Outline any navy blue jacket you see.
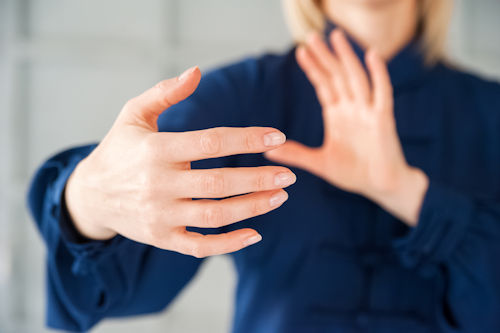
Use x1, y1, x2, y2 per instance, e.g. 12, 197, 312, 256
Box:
28, 27, 500, 332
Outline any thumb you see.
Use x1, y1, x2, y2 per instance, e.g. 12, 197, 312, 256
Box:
264, 140, 323, 175
119, 66, 202, 129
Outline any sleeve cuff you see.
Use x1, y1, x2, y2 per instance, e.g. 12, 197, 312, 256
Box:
393, 181, 474, 276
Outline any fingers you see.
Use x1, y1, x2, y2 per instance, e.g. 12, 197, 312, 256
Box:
173, 166, 296, 198
296, 46, 336, 106
299, 30, 381, 107
153, 188, 290, 257
305, 33, 350, 101
176, 189, 288, 228
173, 228, 262, 258
264, 140, 324, 176
330, 30, 371, 103
120, 66, 202, 129
366, 49, 393, 111
156, 127, 287, 162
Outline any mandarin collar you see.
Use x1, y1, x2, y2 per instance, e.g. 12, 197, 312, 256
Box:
324, 20, 433, 90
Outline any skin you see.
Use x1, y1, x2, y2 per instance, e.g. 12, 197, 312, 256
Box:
66, 67, 296, 258
321, 0, 419, 60
266, 0, 429, 225
66, 0, 428, 259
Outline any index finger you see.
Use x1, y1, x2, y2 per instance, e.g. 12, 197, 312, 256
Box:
157, 127, 287, 162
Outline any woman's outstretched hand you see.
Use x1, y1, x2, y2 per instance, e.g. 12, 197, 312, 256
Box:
65, 66, 296, 258
265, 30, 428, 226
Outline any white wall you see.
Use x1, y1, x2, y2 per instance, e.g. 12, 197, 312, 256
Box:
0, 1, 499, 332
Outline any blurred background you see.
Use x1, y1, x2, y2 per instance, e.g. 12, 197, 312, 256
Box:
0, 0, 499, 332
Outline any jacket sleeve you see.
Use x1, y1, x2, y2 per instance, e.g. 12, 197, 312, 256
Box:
27, 60, 259, 332
393, 180, 500, 332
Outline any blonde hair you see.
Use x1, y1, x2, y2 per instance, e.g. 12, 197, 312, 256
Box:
281, 0, 454, 64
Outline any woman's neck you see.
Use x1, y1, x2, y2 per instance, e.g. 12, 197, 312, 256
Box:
322, 0, 418, 60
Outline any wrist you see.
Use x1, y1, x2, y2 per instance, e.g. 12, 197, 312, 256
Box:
368, 166, 429, 226
65, 161, 117, 241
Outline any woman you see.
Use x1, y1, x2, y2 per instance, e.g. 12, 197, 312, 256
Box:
28, 0, 500, 332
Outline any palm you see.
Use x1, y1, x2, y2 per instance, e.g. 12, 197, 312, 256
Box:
266, 30, 407, 197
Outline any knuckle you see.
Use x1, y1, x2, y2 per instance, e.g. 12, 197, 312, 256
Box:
201, 172, 225, 196
203, 206, 224, 228
154, 81, 172, 109
142, 135, 161, 158
250, 199, 261, 216
152, 235, 172, 251
200, 131, 222, 155
254, 172, 267, 191
244, 131, 258, 151
137, 173, 157, 201
143, 219, 160, 243
190, 243, 207, 259
154, 80, 167, 91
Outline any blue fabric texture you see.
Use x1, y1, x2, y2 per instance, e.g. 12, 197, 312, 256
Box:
28, 23, 500, 332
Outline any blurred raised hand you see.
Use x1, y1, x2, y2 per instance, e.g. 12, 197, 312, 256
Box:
266, 30, 428, 225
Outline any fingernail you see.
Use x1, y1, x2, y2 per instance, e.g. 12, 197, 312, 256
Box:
179, 66, 197, 81
274, 172, 296, 187
270, 191, 289, 207
243, 234, 262, 247
264, 132, 286, 147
